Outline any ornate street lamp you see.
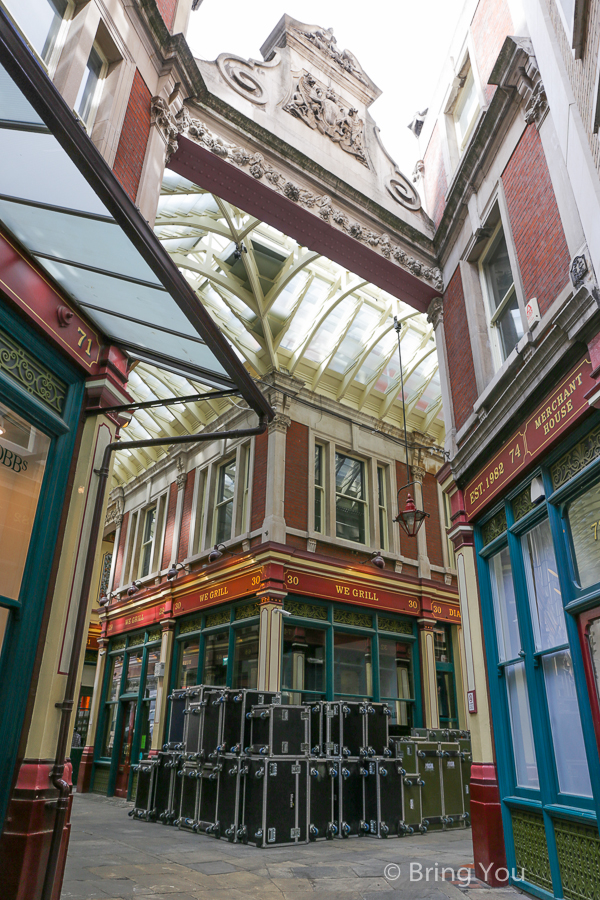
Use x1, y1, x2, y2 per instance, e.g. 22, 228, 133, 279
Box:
393, 316, 429, 537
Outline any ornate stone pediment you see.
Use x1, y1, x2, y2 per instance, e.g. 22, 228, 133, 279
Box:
283, 72, 368, 167
293, 25, 371, 88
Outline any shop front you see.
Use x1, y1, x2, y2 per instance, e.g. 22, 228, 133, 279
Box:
465, 358, 600, 896
89, 558, 463, 799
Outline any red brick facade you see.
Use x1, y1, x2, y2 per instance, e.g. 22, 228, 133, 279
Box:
502, 125, 571, 316
285, 422, 309, 531
251, 431, 268, 532
423, 123, 448, 228
423, 472, 444, 567
444, 268, 478, 430
112, 511, 128, 587
470, 0, 513, 102
112, 69, 151, 203
177, 469, 195, 562
156, 0, 178, 31
161, 482, 178, 570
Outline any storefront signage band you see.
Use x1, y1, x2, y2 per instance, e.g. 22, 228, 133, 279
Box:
465, 357, 594, 519
284, 570, 460, 622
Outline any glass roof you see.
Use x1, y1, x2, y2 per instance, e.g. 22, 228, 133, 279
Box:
155, 171, 444, 443
0, 61, 242, 390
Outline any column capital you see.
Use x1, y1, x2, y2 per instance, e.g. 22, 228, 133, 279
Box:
417, 617, 437, 631
411, 465, 426, 484
426, 296, 444, 329
160, 618, 176, 631
268, 413, 291, 435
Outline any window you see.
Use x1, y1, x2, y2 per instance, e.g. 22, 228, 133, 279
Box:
139, 506, 156, 578
214, 458, 236, 545
377, 465, 388, 550
334, 632, 372, 698
379, 638, 414, 728
442, 490, 456, 569
434, 625, 458, 728
74, 44, 105, 130
281, 624, 326, 703
203, 631, 228, 686
480, 225, 524, 364
314, 444, 325, 533
4, 0, 70, 68
453, 65, 479, 150
240, 446, 251, 533
335, 453, 367, 544
232, 623, 259, 688
177, 637, 200, 688
100, 653, 124, 757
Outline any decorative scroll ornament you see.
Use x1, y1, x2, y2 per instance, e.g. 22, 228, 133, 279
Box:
284, 73, 368, 167
173, 109, 442, 291
216, 53, 281, 105
0, 325, 66, 413
296, 27, 370, 87
151, 96, 180, 161
427, 297, 444, 329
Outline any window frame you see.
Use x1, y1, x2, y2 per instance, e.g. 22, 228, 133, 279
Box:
212, 456, 237, 546
120, 492, 168, 587
478, 219, 526, 369
334, 450, 369, 547
453, 63, 480, 152
377, 464, 389, 551
2, 0, 74, 75
74, 40, 108, 133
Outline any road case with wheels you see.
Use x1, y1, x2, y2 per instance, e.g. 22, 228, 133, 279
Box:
218, 755, 248, 842
129, 759, 157, 820
362, 757, 405, 837
308, 759, 337, 840
335, 759, 369, 838
248, 704, 310, 756
219, 690, 280, 754
439, 742, 466, 828
240, 757, 308, 847
177, 763, 201, 831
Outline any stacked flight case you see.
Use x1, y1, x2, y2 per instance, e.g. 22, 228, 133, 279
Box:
129, 686, 471, 845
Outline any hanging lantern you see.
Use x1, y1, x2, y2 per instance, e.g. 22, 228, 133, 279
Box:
394, 492, 429, 537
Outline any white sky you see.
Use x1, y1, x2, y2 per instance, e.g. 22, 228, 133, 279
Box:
186, 0, 466, 176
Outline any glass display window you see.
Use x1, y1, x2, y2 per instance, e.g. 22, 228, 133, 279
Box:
281, 624, 326, 702
203, 630, 228, 686
379, 637, 413, 727
232, 624, 259, 689
334, 631, 372, 698
568, 481, 600, 589
177, 637, 200, 688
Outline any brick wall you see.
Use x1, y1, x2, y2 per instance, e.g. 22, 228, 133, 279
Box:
444, 268, 478, 430
112, 69, 151, 203
161, 482, 178, 570
251, 431, 268, 531
423, 473, 444, 567
470, 0, 513, 102
422, 123, 448, 228
112, 511, 128, 587
502, 124, 571, 316
285, 421, 308, 530
156, 0, 178, 31
177, 470, 195, 562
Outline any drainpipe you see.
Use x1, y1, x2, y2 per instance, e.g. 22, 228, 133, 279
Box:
41, 419, 266, 900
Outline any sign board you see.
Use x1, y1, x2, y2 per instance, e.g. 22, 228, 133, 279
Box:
465, 357, 593, 518
467, 690, 477, 714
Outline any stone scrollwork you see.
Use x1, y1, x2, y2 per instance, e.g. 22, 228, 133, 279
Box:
284, 73, 368, 167
524, 79, 548, 126
175, 109, 443, 291
570, 254, 589, 288
216, 53, 281, 105
295, 26, 370, 87
268, 413, 292, 435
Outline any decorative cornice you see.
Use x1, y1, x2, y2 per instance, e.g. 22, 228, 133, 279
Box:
170, 107, 442, 292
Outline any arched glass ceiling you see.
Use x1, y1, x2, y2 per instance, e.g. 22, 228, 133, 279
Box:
112, 170, 443, 485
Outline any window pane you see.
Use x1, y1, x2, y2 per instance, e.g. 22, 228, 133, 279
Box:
486, 233, 514, 312
334, 632, 372, 697
336, 496, 365, 543
282, 625, 326, 700
336, 454, 365, 500
107, 654, 124, 701
5, 0, 68, 62
75, 46, 103, 124
101, 704, 118, 757
437, 670, 457, 723
522, 519, 567, 651
215, 499, 233, 544
143, 649, 160, 699
125, 650, 143, 694
232, 624, 259, 689
587, 617, 600, 715
542, 650, 592, 796
139, 507, 156, 577
138, 699, 154, 757
315, 445, 323, 486
203, 631, 228, 685
568, 483, 600, 589
455, 69, 479, 145
217, 460, 236, 503
505, 661, 539, 789
0, 402, 51, 601
489, 546, 521, 661
434, 627, 450, 662
379, 637, 412, 721
178, 638, 200, 688
497, 293, 524, 360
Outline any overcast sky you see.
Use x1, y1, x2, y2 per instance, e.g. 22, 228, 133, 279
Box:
186, 0, 466, 176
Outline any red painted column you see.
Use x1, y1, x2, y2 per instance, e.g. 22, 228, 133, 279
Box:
0, 761, 73, 900
470, 763, 507, 885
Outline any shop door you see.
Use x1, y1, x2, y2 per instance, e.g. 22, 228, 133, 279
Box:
114, 700, 137, 797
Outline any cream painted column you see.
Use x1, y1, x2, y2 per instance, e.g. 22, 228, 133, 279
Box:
257, 564, 288, 692
262, 414, 290, 544
427, 297, 457, 460
411, 465, 431, 580
171, 460, 188, 565
451, 625, 468, 731
151, 618, 176, 753
77, 634, 108, 792
106, 513, 123, 594
418, 618, 440, 729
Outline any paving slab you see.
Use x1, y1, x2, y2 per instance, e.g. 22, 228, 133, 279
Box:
60, 794, 518, 900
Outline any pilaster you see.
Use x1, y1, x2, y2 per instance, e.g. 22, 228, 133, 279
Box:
411, 465, 431, 580
151, 616, 176, 753
418, 617, 439, 728
262, 414, 290, 544
257, 564, 287, 692
77, 635, 108, 793
170, 457, 188, 566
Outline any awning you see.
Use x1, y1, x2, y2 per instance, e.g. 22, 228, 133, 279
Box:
0, 9, 272, 419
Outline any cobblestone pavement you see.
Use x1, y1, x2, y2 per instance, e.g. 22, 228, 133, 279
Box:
61, 794, 520, 900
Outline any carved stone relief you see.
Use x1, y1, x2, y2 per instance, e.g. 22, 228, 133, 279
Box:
216, 53, 281, 105
159, 105, 442, 292
294, 26, 370, 87
284, 73, 368, 167
427, 297, 444, 329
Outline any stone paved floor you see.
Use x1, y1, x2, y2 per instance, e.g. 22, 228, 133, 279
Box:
61, 794, 520, 900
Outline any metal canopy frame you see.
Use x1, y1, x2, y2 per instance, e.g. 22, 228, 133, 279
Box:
0, 8, 273, 422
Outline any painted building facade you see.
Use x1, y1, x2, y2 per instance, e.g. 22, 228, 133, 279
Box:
417, 0, 600, 893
